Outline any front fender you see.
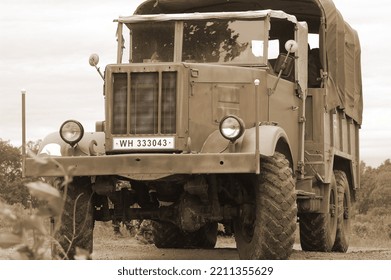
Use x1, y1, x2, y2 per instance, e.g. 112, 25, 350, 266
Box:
241, 125, 294, 170
240, 125, 290, 156
201, 125, 294, 169
38, 131, 106, 157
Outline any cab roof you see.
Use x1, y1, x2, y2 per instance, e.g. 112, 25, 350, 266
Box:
118, 9, 297, 24
135, 0, 323, 33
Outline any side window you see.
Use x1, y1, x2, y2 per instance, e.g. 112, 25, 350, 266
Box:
268, 39, 280, 69
268, 18, 296, 80
308, 33, 322, 88
308, 33, 319, 49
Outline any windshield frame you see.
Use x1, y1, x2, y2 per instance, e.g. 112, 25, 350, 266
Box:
116, 10, 298, 66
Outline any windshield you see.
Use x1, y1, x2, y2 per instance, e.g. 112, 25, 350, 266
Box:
130, 22, 175, 63
183, 19, 265, 64
127, 19, 267, 65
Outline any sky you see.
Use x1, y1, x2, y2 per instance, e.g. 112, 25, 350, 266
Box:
0, 0, 390, 168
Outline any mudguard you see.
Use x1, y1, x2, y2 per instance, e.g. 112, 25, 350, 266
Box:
201, 125, 294, 168
37, 131, 106, 157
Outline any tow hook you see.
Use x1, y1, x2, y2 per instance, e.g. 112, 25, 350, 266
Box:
89, 140, 98, 156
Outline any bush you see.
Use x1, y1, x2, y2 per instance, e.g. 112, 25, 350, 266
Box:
350, 210, 391, 248
0, 181, 63, 259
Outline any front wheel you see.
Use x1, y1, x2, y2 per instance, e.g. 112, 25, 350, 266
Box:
234, 152, 297, 259
53, 177, 94, 260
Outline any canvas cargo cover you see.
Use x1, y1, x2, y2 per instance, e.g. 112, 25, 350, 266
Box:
135, 0, 363, 124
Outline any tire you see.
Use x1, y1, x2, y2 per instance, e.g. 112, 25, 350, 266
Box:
332, 170, 351, 252
53, 177, 94, 260
186, 223, 218, 249
152, 221, 186, 248
234, 152, 297, 259
299, 175, 338, 252
152, 221, 218, 249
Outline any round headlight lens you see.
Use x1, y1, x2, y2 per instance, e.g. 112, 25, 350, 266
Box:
59, 120, 84, 146
219, 115, 245, 141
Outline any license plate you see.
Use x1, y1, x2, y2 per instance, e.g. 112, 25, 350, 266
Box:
113, 137, 175, 150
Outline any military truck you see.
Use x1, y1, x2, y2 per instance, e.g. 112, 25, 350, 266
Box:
23, 0, 362, 260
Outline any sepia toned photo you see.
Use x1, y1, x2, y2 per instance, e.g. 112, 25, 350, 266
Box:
1, 0, 391, 267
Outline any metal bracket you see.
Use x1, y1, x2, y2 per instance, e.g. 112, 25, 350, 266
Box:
295, 81, 303, 99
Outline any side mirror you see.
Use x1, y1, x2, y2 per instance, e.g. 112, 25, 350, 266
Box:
89, 53, 100, 67
285, 40, 298, 53
89, 53, 104, 80
274, 54, 295, 81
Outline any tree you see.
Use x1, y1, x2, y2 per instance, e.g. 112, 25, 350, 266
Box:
0, 139, 29, 206
26, 140, 42, 154
357, 159, 391, 214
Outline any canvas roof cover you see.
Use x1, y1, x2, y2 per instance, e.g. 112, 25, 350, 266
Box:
119, 10, 297, 24
134, 0, 363, 124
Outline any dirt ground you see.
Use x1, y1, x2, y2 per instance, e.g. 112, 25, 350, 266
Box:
1, 235, 391, 260
91, 235, 391, 260
1, 223, 391, 260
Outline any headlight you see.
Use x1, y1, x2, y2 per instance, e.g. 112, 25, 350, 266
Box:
59, 120, 84, 147
219, 115, 245, 142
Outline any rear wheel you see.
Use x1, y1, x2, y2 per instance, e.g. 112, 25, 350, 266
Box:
332, 170, 351, 252
234, 152, 297, 259
186, 223, 218, 249
152, 221, 218, 249
53, 177, 94, 260
152, 221, 186, 248
299, 175, 338, 252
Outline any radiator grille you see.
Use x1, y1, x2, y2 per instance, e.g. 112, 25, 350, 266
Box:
161, 72, 177, 134
112, 73, 127, 134
130, 72, 159, 134
112, 71, 177, 135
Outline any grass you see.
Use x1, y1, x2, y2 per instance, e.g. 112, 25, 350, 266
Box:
349, 211, 391, 249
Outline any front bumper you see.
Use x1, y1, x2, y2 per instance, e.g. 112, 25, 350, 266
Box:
24, 152, 258, 177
